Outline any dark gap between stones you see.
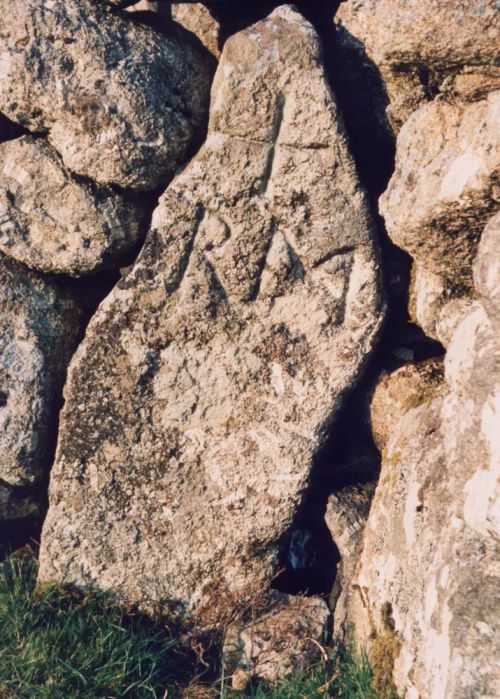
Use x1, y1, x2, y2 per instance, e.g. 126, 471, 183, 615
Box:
272, 5, 445, 601
0, 113, 32, 144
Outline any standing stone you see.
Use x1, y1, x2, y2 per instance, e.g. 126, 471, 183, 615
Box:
0, 254, 82, 521
39, 6, 383, 612
0, 137, 145, 276
343, 219, 500, 698
337, 0, 500, 130
0, 0, 214, 191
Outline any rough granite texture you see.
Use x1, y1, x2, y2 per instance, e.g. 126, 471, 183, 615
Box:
408, 264, 476, 347
0, 136, 145, 276
474, 210, 500, 331
344, 222, 500, 698
223, 592, 331, 689
38, 6, 384, 612
325, 482, 375, 638
380, 92, 499, 346
0, 0, 214, 190
337, 0, 500, 129
0, 253, 82, 520
381, 92, 499, 288
172, 3, 221, 58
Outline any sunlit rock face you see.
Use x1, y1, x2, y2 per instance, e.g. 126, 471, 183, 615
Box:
0, 0, 214, 191
380, 92, 499, 346
38, 5, 383, 612
327, 7, 499, 694
172, 3, 221, 58
337, 0, 500, 130
0, 136, 146, 276
341, 216, 500, 699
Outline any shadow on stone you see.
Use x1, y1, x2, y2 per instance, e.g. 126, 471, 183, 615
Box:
0, 113, 31, 144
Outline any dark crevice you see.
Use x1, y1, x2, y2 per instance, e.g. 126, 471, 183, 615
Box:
416, 65, 439, 101
204, 1, 342, 50
330, 26, 395, 198
122, 1, 343, 53
272, 4, 446, 602
0, 517, 43, 561
272, 315, 444, 599
0, 113, 31, 144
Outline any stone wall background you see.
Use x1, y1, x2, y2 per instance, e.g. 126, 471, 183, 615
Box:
1, 2, 498, 697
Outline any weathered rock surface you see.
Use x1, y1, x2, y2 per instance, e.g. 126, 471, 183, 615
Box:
381, 92, 499, 290
342, 224, 500, 697
0, 0, 214, 191
474, 210, 500, 331
325, 482, 375, 636
172, 3, 221, 58
370, 358, 444, 450
0, 254, 82, 521
223, 592, 331, 688
38, 6, 383, 611
0, 136, 145, 276
337, 0, 500, 129
380, 91, 499, 348
408, 265, 471, 347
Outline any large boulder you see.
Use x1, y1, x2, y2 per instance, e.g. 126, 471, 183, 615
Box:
0, 254, 82, 521
342, 221, 500, 698
0, 0, 214, 191
38, 6, 383, 612
336, 0, 500, 130
0, 136, 145, 276
381, 93, 499, 287
380, 92, 499, 344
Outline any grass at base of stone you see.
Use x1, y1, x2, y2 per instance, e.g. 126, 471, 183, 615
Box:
0, 552, 390, 699
225, 648, 383, 699
0, 553, 187, 699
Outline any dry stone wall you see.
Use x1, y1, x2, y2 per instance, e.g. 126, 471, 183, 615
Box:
0, 254, 82, 521
38, 5, 384, 613
0, 0, 213, 525
330, 2, 500, 697
0, 0, 498, 693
